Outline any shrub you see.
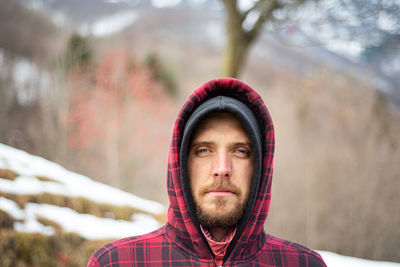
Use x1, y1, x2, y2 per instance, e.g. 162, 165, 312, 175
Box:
63, 33, 92, 71
0, 230, 108, 266
0, 209, 15, 229
145, 51, 177, 96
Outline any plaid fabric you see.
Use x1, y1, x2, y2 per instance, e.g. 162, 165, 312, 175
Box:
87, 78, 327, 267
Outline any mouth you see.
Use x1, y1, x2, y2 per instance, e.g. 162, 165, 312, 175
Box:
206, 190, 235, 196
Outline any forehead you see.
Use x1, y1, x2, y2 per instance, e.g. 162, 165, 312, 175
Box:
191, 112, 249, 141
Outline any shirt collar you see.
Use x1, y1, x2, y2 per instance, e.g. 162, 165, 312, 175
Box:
200, 225, 237, 265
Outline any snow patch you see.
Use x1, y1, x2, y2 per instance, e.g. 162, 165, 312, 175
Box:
0, 143, 163, 240
0, 197, 25, 220
151, 0, 181, 8
80, 10, 138, 36
0, 197, 55, 236
0, 51, 50, 105
19, 203, 159, 240
318, 251, 400, 267
0, 143, 165, 215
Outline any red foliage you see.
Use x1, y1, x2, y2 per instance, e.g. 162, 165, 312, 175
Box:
66, 49, 174, 187
53, 251, 73, 264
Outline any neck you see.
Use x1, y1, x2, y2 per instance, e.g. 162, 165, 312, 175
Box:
209, 227, 229, 241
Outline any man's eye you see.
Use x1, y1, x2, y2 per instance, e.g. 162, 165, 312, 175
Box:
196, 148, 211, 155
234, 148, 250, 156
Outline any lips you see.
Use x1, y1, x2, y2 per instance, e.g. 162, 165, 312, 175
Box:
208, 189, 233, 193
207, 190, 235, 196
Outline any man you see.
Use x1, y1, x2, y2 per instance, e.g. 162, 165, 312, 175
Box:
88, 78, 326, 266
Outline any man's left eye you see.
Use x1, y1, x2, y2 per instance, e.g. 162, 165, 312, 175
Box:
234, 148, 249, 155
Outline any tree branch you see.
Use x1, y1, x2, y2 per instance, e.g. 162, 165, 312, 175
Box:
246, 0, 282, 43
242, 0, 268, 19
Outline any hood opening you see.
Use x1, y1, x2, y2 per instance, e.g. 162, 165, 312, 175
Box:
179, 95, 264, 262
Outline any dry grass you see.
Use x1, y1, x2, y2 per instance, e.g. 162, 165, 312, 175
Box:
0, 192, 165, 223
0, 169, 19, 180
36, 176, 61, 183
0, 209, 15, 229
36, 216, 63, 233
0, 230, 109, 267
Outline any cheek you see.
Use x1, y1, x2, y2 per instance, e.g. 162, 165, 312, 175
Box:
188, 160, 207, 193
235, 160, 253, 193
235, 159, 253, 175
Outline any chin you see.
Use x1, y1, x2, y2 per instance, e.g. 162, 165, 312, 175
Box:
195, 199, 244, 229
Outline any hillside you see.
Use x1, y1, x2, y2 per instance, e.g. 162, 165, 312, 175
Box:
0, 143, 164, 240
0, 142, 166, 265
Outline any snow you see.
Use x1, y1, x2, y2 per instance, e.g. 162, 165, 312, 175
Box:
80, 11, 138, 37
151, 0, 181, 8
1, 196, 160, 240
18, 203, 159, 240
0, 196, 55, 235
0, 197, 24, 220
318, 251, 400, 267
0, 143, 164, 239
0, 143, 164, 215
0, 50, 49, 105
14, 208, 55, 236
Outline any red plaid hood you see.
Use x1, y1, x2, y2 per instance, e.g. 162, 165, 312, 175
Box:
166, 78, 274, 261
88, 78, 326, 266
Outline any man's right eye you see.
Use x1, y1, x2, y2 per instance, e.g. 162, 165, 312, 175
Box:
196, 148, 211, 155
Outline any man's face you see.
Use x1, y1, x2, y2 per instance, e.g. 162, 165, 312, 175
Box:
188, 113, 253, 229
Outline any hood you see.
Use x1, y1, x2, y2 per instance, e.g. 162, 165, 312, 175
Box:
166, 78, 275, 262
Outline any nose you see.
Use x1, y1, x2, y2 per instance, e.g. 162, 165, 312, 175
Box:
213, 151, 232, 178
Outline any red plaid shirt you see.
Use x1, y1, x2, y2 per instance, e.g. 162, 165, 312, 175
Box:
88, 78, 327, 266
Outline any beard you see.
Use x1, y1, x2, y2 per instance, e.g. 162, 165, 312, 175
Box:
193, 180, 248, 230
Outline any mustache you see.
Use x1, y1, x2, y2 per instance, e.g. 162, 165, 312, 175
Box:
198, 180, 242, 197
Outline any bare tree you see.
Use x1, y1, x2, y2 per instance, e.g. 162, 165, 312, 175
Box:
219, 0, 400, 78
220, 0, 306, 77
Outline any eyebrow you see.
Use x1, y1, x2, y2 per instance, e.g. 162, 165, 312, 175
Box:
190, 141, 252, 148
190, 141, 214, 148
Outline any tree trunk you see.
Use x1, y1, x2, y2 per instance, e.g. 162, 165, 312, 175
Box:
222, 29, 251, 78
220, 0, 285, 78
221, 3, 251, 78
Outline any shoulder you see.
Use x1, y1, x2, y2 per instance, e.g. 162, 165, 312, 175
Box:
261, 234, 327, 267
87, 226, 166, 267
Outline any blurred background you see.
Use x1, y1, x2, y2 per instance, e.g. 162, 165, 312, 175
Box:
0, 0, 399, 265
